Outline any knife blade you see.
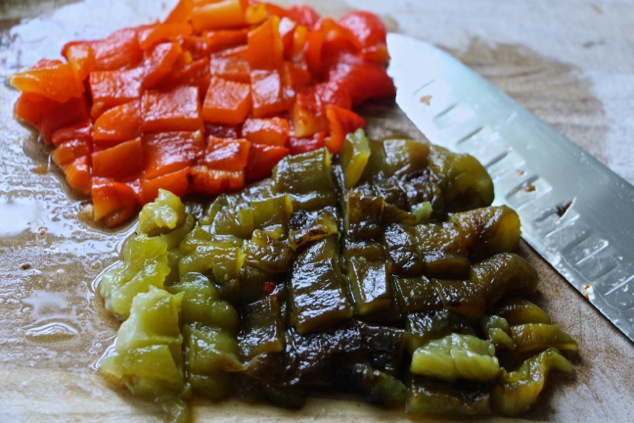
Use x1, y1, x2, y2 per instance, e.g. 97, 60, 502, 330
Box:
386, 33, 634, 343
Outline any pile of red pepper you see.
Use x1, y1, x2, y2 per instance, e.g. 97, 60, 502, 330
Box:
11, 0, 395, 226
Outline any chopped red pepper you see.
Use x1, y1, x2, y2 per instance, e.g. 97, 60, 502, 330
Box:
141, 41, 184, 89
204, 136, 251, 171
89, 67, 143, 118
93, 100, 142, 147
143, 131, 204, 180
242, 117, 290, 146
202, 76, 251, 125
142, 85, 203, 133
12, 1, 396, 226
245, 142, 289, 181
92, 137, 144, 180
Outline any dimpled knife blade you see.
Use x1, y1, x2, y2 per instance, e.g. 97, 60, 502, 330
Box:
387, 33, 634, 343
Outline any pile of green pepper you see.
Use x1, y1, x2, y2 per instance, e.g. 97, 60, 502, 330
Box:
98, 129, 577, 422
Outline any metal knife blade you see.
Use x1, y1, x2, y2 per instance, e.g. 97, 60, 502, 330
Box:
386, 33, 634, 343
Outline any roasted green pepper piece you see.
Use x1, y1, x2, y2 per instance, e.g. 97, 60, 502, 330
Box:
414, 222, 471, 277
393, 275, 444, 313
273, 148, 337, 210
428, 145, 494, 212
209, 206, 254, 239
360, 137, 429, 181
344, 190, 384, 239
373, 176, 409, 210
383, 223, 425, 276
249, 194, 293, 239
168, 273, 239, 334
138, 189, 187, 236
358, 322, 405, 376
342, 238, 386, 261
178, 242, 245, 283
290, 258, 353, 334
359, 136, 388, 181
167, 272, 219, 322
400, 170, 446, 220
341, 362, 408, 408
100, 234, 171, 319
406, 309, 475, 353
434, 278, 488, 323
295, 235, 339, 263
411, 333, 500, 383
470, 253, 539, 305
451, 205, 521, 257
407, 377, 491, 416
341, 128, 371, 188
184, 323, 243, 400
347, 259, 393, 317
510, 323, 578, 355
100, 287, 184, 401
382, 137, 430, 178
184, 323, 243, 374
260, 321, 368, 387
482, 315, 516, 350
244, 229, 294, 274
239, 295, 285, 359
239, 265, 272, 305
494, 298, 552, 325
161, 214, 196, 250
289, 208, 339, 250
492, 347, 573, 415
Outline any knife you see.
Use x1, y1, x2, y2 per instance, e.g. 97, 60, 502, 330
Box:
386, 33, 634, 343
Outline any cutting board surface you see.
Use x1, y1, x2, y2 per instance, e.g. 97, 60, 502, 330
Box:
1, 1, 633, 422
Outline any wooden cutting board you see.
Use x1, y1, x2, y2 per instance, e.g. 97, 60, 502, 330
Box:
1, 1, 633, 422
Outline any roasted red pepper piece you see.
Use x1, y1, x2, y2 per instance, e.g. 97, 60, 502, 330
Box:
242, 117, 290, 146
202, 76, 252, 125
137, 23, 193, 50
91, 177, 140, 227
92, 137, 144, 180
64, 43, 95, 93
328, 57, 396, 105
287, 4, 320, 28
204, 29, 249, 54
164, 0, 193, 24
210, 47, 251, 82
63, 156, 93, 196
142, 85, 203, 133
189, 165, 245, 195
204, 136, 251, 171
191, 0, 247, 32
90, 27, 143, 71
11, 59, 82, 103
140, 167, 191, 204
141, 41, 184, 89
143, 131, 204, 180
245, 142, 289, 181
89, 67, 143, 118
248, 16, 283, 70
324, 105, 365, 154
288, 131, 326, 156
93, 100, 142, 147
251, 69, 286, 118
52, 139, 91, 168
51, 120, 92, 147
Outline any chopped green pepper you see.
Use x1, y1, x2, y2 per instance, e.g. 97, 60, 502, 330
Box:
341, 128, 371, 188
492, 347, 573, 415
411, 333, 500, 383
